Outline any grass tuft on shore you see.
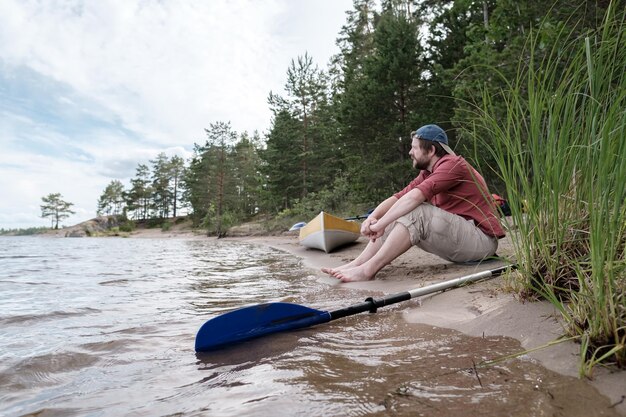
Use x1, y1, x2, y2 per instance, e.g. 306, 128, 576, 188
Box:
464, 4, 625, 375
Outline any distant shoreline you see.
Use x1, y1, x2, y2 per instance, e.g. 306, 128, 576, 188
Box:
14, 215, 279, 239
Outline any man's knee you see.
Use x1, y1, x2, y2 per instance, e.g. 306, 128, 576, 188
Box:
380, 220, 411, 244
395, 206, 433, 246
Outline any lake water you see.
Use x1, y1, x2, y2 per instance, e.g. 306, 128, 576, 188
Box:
0, 236, 620, 417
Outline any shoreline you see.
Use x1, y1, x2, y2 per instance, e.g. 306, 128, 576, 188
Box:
235, 233, 626, 415
20, 226, 626, 413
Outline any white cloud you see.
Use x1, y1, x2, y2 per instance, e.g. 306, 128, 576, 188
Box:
4, 1, 272, 141
0, 0, 353, 229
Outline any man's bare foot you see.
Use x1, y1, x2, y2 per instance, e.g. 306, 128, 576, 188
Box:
333, 266, 375, 282
321, 263, 353, 276
321, 267, 345, 276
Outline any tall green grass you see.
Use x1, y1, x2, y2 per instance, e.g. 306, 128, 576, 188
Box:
465, 4, 625, 375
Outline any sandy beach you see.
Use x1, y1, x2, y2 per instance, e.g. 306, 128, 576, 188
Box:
234, 232, 626, 415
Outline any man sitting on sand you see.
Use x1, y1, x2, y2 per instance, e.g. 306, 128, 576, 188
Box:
322, 124, 505, 282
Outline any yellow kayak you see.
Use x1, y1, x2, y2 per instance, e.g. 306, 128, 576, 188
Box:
299, 211, 361, 253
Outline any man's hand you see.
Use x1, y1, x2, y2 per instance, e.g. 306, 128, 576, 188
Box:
362, 217, 384, 242
361, 217, 377, 236
367, 219, 385, 242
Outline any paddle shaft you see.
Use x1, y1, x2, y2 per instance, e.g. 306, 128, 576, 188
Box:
194, 264, 516, 351
344, 214, 369, 221
329, 264, 515, 321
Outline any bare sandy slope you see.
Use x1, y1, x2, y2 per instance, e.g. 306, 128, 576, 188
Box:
238, 232, 626, 415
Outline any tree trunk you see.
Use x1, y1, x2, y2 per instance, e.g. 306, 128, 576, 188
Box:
302, 100, 308, 199
173, 177, 178, 218
483, 1, 489, 43
216, 147, 225, 236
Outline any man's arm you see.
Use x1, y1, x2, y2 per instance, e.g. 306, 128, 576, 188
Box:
360, 195, 397, 235
367, 188, 426, 240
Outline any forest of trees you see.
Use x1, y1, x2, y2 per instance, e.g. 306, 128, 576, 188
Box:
97, 0, 622, 235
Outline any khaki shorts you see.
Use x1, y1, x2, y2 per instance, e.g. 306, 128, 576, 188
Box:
383, 204, 498, 263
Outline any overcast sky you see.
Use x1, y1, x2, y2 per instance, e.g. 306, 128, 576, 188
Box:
0, 0, 353, 229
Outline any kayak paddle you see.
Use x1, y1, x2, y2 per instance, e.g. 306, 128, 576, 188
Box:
195, 264, 516, 352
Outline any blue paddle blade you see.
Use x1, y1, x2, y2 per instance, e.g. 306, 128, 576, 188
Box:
288, 221, 307, 231
195, 302, 331, 352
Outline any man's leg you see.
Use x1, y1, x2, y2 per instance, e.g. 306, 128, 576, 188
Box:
397, 204, 498, 262
333, 204, 498, 281
333, 223, 412, 282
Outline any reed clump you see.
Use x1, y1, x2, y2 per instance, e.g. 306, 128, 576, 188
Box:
465, 4, 625, 376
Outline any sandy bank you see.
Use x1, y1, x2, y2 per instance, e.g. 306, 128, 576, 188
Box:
237, 233, 626, 415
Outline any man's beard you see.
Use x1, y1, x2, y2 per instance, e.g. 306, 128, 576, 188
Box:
412, 158, 429, 171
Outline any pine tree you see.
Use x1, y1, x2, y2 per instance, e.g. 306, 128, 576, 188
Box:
40, 193, 75, 229
150, 153, 172, 219
264, 53, 339, 211
335, 2, 424, 201
204, 122, 237, 235
182, 142, 214, 224
232, 131, 263, 217
126, 164, 152, 220
168, 155, 186, 218
261, 109, 303, 211
97, 180, 125, 216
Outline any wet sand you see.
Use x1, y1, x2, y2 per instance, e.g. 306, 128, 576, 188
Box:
236, 232, 626, 416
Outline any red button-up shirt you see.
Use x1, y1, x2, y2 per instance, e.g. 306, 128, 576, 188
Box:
394, 155, 505, 238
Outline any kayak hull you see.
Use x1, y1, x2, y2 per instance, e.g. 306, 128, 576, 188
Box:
299, 211, 361, 253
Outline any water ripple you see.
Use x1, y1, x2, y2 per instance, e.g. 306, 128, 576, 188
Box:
0, 308, 101, 326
